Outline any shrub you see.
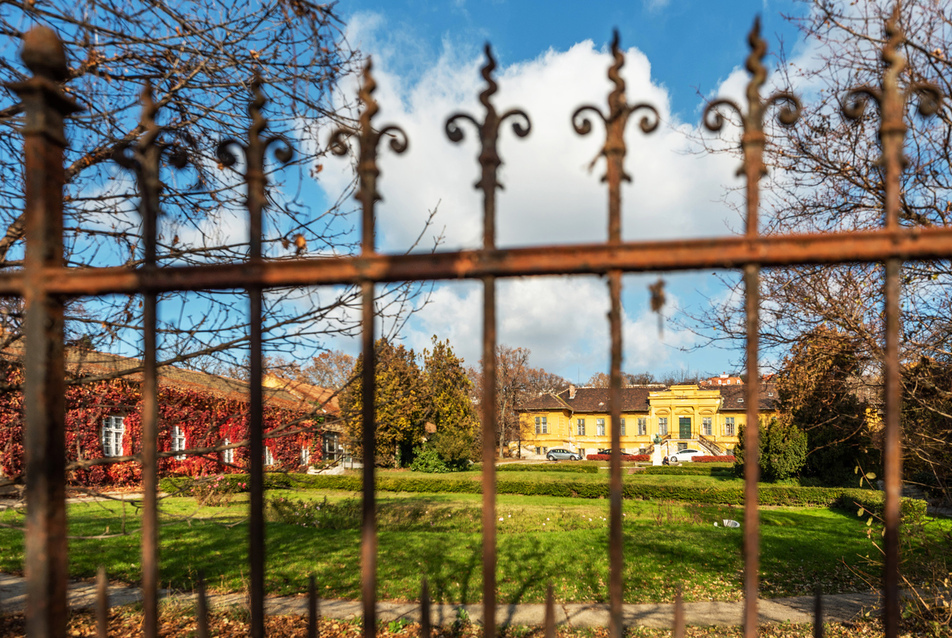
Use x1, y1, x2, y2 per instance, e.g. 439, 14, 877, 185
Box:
409, 447, 450, 473
190, 473, 242, 506
734, 418, 807, 482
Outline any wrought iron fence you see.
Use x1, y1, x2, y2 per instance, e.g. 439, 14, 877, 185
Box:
1, 6, 948, 638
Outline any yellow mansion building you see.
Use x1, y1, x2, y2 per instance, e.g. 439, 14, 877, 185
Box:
518, 383, 777, 458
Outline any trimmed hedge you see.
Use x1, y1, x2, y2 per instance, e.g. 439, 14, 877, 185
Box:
693, 455, 736, 463
640, 465, 735, 476
160, 472, 927, 521
833, 490, 928, 523
494, 463, 598, 474
585, 454, 649, 462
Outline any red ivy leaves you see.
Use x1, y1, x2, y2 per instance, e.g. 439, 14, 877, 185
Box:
0, 361, 322, 486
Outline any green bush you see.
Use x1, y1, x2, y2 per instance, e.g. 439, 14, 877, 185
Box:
735, 418, 808, 482
409, 447, 450, 473
640, 465, 734, 477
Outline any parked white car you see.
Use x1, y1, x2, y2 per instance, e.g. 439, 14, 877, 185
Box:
667, 449, 704, 463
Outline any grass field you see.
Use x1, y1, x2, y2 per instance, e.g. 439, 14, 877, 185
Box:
0, 466, 947, 605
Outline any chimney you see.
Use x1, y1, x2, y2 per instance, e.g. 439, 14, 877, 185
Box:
568, 384, 576, 400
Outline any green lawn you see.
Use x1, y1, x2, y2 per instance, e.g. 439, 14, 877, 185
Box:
3, 482, 944, 605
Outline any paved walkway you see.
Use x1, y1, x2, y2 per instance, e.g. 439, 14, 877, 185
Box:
0, 573, 879, 628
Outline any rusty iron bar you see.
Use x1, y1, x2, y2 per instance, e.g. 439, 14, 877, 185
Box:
10, 25, 81, 638
703, 18, 800, 638
672, 589, 685, 638
248, 78, 269, 638
214, 77, 295, 638
814, 586, 823, 638
445, 44, 531, 637
10, 225, 952, 299
838, 8, 942, 635
543, 584, 555, 638
330, 58, 408, 638
96, 566, 108, 638
420, 578, 431, 638
197, 571, 210, 638
215, 75, 292, 638
879, 12, 906, 638
112, 80, 186, 638
571, 33, 659, 637
309, 574, 319, 638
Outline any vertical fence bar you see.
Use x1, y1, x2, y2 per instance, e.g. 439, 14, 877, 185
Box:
570, 34, 658, 637
329, 60, 409, 638
444, 47, 530, 637
878, 12, 905, 637
137, 84, 161, 638
197, 571, 209, 638
96, 566, 108, 638
246, 79, 268, 638
11, 26, 80, 638
603, 37, 627, 638
702, 20, 800, 638
309, 574, 319, 638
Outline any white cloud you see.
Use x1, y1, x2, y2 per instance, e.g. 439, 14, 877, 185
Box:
317, 14, 777, 379
406, 276, 700, 378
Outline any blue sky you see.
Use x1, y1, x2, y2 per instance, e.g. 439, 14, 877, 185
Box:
313, 0, 814, 383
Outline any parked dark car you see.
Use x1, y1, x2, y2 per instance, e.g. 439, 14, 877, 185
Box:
546, 448, 581, 461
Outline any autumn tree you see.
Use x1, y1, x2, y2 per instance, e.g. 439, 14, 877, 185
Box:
775, 327, 877, 486
900, 356, 952, 499
302, 350, 356, 392
340, 340, 426, 467
421, 337, 478, 469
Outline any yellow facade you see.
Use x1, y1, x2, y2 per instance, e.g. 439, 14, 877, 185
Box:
519, 384, 775, 457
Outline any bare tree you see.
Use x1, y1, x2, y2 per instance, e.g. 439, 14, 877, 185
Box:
0, 1, 429, 376
688, 1, 951, 373
468, 345, 569, 458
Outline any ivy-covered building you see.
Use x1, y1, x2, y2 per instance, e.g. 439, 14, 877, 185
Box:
518, 383, 776, 458
0, 349, 340, 486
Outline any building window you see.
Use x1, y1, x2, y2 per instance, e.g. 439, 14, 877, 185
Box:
301, 445, 311, 466
578, 448, 585, 457
535, 416, 547, 434
577, 418, 586, 436
702, 417, 713, 436
658, 417, 668, 436
637, 417, 647, 436
596, 418, 606, 436
725, 417, 736, 436
171, 426, 186, 460
264, 446, 274, 466
222, 438, 234, 464
101, 416, 125, 457
620, 418, 626, 436
535, 447, 541, 455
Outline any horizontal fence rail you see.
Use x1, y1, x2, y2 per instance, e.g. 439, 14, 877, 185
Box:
2, 4, 947, 638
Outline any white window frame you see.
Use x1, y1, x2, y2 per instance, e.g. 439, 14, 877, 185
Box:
264, 446, 275, 467
301, 444, 310, 466
222, 438, 234, 465
725, 417, 736, 436
702, 417, 713, 436
637, 417, 647, 436
658, 417, 668, 436
577, 418, 585, 436
535, 416, 548, 434
101, 416, 125, 457
596, 418, 606, 437
620, 418, 626, 436
171, 425, 186, 460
